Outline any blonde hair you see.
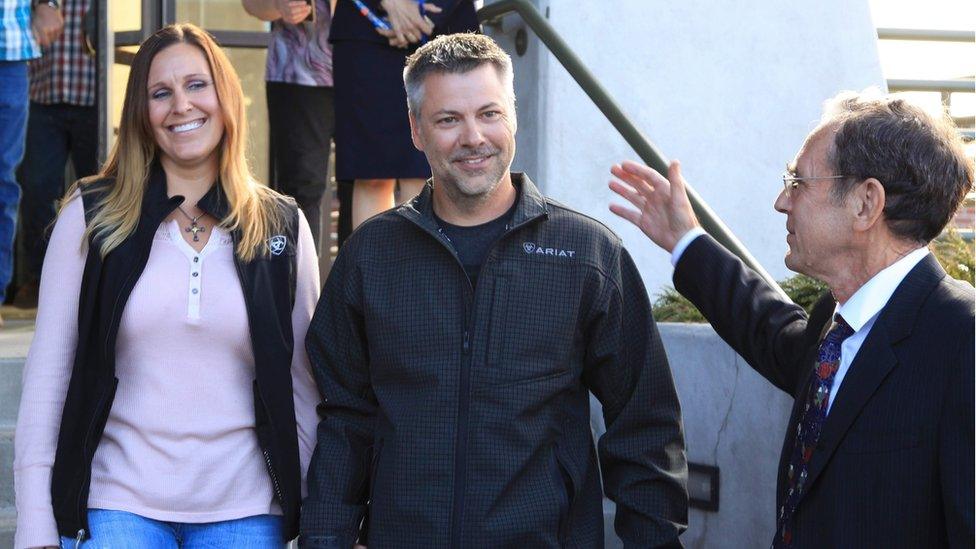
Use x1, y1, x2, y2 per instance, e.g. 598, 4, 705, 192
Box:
67, 23, 283, 261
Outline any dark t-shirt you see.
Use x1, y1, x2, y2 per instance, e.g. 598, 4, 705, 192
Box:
434, 196, 519, 287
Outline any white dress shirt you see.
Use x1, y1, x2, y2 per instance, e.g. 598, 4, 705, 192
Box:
828, 246, 930, 413
671, 230, 930, 414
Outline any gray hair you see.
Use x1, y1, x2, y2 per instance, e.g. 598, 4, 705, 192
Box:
403, 32, 515, 115
820, 88, 973, 243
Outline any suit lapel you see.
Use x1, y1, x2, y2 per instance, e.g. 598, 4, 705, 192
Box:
799, 255, 946, 500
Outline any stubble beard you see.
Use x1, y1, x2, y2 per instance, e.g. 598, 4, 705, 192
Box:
438, 172, 501, 215
436, 151, 509, 215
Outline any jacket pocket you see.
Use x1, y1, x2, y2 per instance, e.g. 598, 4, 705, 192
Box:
484, 276, 509, 367
550, 444, 579, 544
83, 377, 119, 461
369, 438, 384, 503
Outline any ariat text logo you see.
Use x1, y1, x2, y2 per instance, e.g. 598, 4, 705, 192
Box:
522, 242, 576, 258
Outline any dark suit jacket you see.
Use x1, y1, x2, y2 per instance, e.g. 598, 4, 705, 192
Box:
674, 234, 974, 548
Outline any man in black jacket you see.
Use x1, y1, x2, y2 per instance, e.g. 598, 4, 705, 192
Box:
609, 91, 974, 547
301, 33, 688, 548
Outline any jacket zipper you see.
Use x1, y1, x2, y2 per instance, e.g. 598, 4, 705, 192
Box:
439, 226, 475, 549
257, 377, 285, 505
263, 448, 285, 503
86, 257, 139, 538
75, 378, 117, 541
233, 245, 286, 507
102, 261, 143, 360
440, 216, 545, 548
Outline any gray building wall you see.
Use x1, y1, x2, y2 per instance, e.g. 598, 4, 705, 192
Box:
483, 0, 884, 296
592, 324, 793, 548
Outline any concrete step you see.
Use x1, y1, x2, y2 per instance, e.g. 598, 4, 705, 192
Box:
0, 359, 24, 427
1, 423, 13, 513
0, 505, 15, 549
0, 319, 32, 426
0, 319, 32, 548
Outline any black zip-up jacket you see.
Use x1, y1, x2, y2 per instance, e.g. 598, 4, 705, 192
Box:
302, 174, 688, 548
49, 166, 304, 541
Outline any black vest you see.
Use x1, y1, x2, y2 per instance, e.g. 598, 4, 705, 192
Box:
49, 166, 304, 541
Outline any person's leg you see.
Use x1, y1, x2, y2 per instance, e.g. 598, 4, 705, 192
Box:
68, 104, 99, 178
396, 178, 426, 205
336, 178, 353, 248
18, 102, 70, 289
267, 82, 333, 253
352, 178, 396, 228
181, 514, 283, 549
0, 61, 29, 312
58, 509, 178, 548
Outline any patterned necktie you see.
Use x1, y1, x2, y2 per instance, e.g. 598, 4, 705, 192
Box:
773, 314, 855, 548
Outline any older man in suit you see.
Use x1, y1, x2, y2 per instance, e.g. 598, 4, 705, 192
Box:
609, 90, 974, 547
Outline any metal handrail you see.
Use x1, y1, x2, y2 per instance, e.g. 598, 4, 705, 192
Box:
478, 0, 786, 297
877, 28, 975, 42
887, 79, 974, 94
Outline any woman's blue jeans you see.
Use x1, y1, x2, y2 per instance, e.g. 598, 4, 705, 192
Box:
60, 509, 284, 548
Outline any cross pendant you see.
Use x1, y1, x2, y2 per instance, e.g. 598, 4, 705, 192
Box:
186, 223, 205, 242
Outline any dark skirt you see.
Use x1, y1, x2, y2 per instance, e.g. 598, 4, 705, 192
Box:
333, 40, 431, 180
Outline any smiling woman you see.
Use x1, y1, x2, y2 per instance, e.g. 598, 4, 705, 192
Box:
82, 23, 279, 262
12, 23, 321, 548
146, 43, 226, 176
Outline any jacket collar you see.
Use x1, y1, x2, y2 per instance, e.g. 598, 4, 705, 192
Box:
143, 160, 183, 220
398, 172, 550, 234
196, 176, 228, 220
144, 159, 225, 220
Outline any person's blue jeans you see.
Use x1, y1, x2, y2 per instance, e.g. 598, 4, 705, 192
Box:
59, 509, 284, 548
0, 60, 29, 303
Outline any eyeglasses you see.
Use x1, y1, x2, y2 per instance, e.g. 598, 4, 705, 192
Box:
781, 171, 851, 197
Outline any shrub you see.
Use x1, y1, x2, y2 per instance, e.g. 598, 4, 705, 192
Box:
931, 228, 974, 286
651, 230, 973, 322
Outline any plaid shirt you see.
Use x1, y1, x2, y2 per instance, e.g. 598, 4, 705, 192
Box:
29, 0, 93, 105
0, 0, 40, 60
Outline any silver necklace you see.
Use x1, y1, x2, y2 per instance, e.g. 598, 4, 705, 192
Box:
176, 205, 207, 241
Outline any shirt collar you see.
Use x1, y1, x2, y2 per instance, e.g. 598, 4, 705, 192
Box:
836, 247, 930, 331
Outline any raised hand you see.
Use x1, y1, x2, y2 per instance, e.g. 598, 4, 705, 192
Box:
377, 0, 441, 48
608, 160, 700, 253
274, 0, 312, 24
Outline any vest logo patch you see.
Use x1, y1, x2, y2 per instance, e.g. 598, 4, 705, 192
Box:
522, 241, 576, 258
269, 235, 287, 255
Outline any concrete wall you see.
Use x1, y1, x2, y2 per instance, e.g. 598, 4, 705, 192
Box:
662, 323, 793, 548
485, 0, 885, 296
590, 324, 794, 548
